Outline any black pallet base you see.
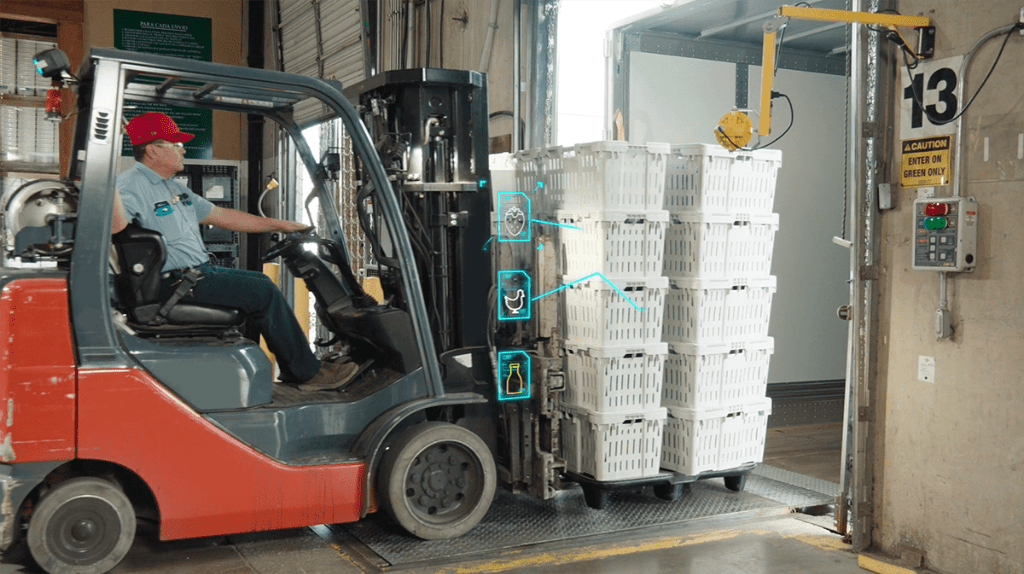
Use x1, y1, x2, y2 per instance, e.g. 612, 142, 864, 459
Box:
564, 463, 757, 510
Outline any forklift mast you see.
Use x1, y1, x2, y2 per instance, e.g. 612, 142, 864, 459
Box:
345, 69, 492, 354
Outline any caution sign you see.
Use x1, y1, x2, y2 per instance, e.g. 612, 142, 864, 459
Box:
901, 136, 952, 187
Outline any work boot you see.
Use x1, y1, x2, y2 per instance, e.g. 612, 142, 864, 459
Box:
298, 360, 359, 392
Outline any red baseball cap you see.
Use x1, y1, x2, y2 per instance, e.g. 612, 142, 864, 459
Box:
125, 112, 194, 146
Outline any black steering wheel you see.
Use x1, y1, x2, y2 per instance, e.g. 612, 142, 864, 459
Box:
262, 228, 317, 262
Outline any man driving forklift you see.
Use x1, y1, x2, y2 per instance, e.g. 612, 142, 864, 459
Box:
111, 111, 356, 391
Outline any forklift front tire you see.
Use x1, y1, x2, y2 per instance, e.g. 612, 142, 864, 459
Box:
27, 477, 136, 574
378, 421, 496, 540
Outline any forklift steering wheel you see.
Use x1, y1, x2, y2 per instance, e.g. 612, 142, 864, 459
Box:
262, 229, 316, 263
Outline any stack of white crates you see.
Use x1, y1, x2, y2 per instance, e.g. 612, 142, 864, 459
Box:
0, 37, 60, 167
518, 141, 673, 481
658, 144, 782, 477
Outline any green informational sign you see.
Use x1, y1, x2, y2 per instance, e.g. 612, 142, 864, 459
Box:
114, 9, 213, 159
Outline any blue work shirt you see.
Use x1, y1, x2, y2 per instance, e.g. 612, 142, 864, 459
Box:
117, 162, 214, 272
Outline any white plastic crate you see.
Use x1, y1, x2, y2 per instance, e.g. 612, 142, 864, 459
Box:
560, 405, 667, 481
489, 153, 518, 235
15, 39, 39, 97
563, 342, 667, 413
663, 144, 782, 214
489, 152, 518, 192
663, 212, 779, 279
0, 38, 16, 95
513, 146, 558, 215
558, 141, 670, 212
0, 107, 17, 163
557, 210, 668, 278
662, 338, 774, 411
564, 274, 668, 346
661, 398, 771, 475
662, 276, 776, 345
719, 398, 772, 470
17, 108, 37, 163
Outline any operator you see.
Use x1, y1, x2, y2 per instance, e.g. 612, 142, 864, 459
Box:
111, 111, 356, 392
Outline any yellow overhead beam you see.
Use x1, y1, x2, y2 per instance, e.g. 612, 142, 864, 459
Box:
777, 6, 929, 28
757, 6, 931, 136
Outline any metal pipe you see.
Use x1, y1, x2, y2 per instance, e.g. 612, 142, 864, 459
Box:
479, 0, 501, 73
952, 23, 1017, 198
405, 0, 415, 68
269, 0, 283, 71
512, 0, 521, 152
838, 0, 891, 552
420, 0, 428, 67
839, 0, 869, 546
837, 6, 861, 541
523, 0, 533, 148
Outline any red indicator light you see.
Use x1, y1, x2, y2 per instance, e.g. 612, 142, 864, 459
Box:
924, 203, 948, 216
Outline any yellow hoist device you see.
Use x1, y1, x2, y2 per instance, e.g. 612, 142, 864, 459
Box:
715, 5, 932, 151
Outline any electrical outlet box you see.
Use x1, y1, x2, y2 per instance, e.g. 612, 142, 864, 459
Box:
912, 196, 978, 272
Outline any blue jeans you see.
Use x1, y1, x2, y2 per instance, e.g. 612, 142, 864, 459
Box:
164, 263, 320, 381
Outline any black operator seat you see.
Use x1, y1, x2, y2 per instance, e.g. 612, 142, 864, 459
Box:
111, 222, 242, 333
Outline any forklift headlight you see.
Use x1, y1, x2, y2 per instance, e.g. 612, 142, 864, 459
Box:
33, 48, 71, 80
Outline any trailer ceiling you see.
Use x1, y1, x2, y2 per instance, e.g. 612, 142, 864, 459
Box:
611, 0, 852, 59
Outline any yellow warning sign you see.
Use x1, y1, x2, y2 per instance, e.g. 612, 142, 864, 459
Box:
901, 135, 952, 187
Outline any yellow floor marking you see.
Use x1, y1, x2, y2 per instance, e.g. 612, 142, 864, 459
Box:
858, 553, 916, 574
786, 534, 848, 552
426, 529, 743, 574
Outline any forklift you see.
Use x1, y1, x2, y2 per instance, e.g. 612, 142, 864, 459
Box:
1, 46, 757, 574
0, 47, 560, 574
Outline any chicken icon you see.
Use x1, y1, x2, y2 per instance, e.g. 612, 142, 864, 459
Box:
503, 288, 526, 315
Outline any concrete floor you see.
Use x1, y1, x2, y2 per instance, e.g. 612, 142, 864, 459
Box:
764, 422, 844, 484
0, 515, 862, 574
1, 424, 852, 574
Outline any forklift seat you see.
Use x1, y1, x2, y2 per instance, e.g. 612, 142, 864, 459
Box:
111, 222, 243, 333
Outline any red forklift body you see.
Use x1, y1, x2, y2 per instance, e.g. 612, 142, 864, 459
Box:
0, 278, 365, 541
0, 279, 76, 463
77, 368, 364, 540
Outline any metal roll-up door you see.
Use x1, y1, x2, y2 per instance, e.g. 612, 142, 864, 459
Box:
320, 4, 364, 88
276, 0, 367, 125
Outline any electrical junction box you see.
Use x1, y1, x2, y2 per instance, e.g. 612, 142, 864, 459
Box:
912, 196, 978, 272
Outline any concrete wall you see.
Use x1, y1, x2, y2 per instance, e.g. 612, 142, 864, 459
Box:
82, 0, 246, 160
872, 2, 1024, 573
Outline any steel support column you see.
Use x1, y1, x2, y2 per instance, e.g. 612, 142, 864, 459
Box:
839, 0, 894, 551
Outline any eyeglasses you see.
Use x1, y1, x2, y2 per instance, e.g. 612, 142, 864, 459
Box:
150, 142, 184, 150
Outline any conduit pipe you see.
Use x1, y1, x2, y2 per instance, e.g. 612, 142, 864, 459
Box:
405, 0, 415, 68
952, 23, 1018, 197
479, 0, 501, 73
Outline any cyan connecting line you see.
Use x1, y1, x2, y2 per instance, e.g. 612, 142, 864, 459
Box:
482, 236, 493, 251
531, 272, 644, 311
531, 219, 581, 230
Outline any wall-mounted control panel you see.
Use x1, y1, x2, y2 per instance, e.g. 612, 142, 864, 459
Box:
912, 196, 977, 272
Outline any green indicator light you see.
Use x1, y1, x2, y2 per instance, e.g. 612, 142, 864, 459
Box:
923, 216, 947, 230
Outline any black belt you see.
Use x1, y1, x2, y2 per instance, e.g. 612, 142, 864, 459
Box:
151, 267, 203, 326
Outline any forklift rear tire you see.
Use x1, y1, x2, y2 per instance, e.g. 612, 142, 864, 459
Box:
27, 477, 136, 574
379, 421, 496, 540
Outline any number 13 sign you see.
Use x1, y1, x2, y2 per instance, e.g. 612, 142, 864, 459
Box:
900, 55, 963, 139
